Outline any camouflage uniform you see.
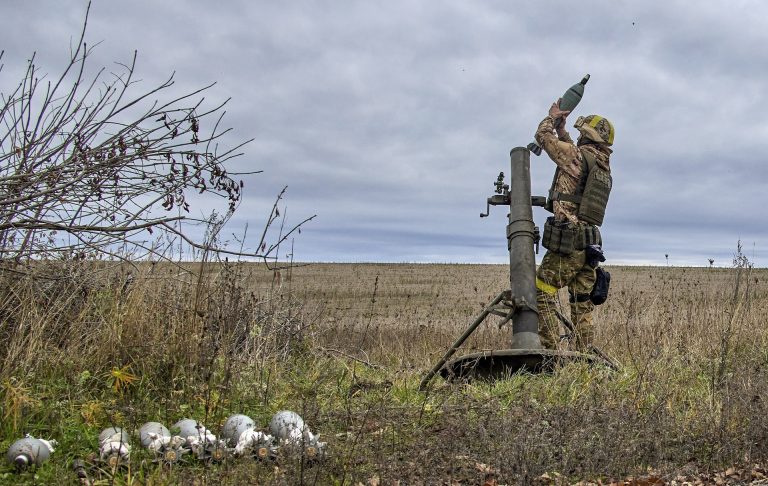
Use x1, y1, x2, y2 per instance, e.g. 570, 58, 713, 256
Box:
534, 115, 612, 351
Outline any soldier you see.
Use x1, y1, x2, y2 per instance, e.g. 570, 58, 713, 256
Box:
534, 100, 615, 351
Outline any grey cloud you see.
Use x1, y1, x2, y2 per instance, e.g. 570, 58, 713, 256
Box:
3, 1, 768, 266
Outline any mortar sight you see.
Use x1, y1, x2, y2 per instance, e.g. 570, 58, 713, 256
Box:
480, 170, 544, 217
494, 172, 508, 195
480, 172, 510, 218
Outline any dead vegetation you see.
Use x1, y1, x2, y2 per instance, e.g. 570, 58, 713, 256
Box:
1, 257, 768, 484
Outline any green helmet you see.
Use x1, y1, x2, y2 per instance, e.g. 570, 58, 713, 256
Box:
574, 115, 615, 146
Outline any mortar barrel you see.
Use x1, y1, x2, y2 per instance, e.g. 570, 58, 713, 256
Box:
507, 147, 542, 350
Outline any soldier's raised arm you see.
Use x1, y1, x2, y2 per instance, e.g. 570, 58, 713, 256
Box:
534, 103, 581, 178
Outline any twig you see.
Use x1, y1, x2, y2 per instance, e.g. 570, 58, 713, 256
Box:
319, 346, 385, 370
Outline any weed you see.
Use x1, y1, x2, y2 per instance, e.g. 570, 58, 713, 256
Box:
1, 378, 38, 431
105, 365, 139, 396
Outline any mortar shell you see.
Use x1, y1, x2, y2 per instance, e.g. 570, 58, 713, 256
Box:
173, 418, 205, 440
222, 414, 255, 446
6, 437, 51, 468
139, 422, 170, 448
99, 427, 130, 445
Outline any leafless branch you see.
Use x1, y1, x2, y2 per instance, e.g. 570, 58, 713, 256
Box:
0, 4, 312, 266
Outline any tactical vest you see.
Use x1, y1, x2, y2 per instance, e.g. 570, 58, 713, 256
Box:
546, 149, 612, 226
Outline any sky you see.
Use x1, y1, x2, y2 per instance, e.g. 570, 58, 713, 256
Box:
3, 1, 768, 266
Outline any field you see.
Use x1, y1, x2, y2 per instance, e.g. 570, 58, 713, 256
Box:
2, 259, 768, 485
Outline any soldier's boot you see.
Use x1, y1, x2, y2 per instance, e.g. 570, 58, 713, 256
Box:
536, 280, 560, 350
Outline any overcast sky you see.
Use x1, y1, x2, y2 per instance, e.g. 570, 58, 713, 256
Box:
4, 1, 768, 266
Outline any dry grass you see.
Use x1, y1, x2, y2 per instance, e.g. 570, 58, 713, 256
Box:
1, 259, 768, 484
251, 262, 768, 368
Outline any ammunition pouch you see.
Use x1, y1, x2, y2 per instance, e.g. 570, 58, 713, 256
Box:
542, 217, 576, 254
579, 224, 602, 249
542, 217, 602, 255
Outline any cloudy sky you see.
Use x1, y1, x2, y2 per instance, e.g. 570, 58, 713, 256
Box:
4, 1, 767, 266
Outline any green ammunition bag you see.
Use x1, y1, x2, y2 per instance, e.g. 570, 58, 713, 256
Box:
542, 218, 602, 255
542, 217, 576, 254
577, 224, 602, 249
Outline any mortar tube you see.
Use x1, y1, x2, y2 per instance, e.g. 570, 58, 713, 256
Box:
507, 147, 542, 350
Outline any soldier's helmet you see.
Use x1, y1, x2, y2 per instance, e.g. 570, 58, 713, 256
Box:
574, 115, 614, 146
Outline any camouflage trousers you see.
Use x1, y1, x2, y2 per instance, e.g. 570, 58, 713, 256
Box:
535, 249, 596, 351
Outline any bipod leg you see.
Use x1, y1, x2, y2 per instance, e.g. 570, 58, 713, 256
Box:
553, 308, 619, 371
419, 292, 505, 391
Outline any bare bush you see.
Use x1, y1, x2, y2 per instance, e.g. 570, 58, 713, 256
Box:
0, 5, 311, 264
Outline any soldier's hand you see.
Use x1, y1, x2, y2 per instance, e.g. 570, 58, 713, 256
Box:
549, 99, 570, 121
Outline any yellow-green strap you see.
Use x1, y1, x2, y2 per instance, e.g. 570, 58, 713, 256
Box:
536, 277, 558, 295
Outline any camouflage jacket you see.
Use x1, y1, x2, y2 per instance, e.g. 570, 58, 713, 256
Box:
534, 115, 612, 225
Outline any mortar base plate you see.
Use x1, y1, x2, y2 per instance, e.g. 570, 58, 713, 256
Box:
440, 348, 602, 381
